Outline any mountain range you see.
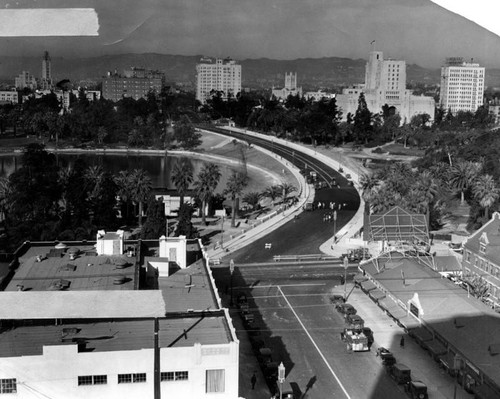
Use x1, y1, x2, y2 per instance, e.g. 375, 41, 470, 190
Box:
2, 53, 500, 91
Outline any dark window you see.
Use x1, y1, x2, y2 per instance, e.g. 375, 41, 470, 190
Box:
133, 373, 147, 383
118, 374, 132, 384
93, 375, 107, 385
161, 372, 174, 382
0, 379, 16, 394
78, 376, 93, 386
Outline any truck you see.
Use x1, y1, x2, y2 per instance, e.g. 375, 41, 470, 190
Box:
387, 363, 412, 384
404, 380, 428, 399
342, 329, 370, 352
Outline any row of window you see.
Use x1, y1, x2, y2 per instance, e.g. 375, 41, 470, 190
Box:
76, 369, 224, 392
0, 379, 16, 394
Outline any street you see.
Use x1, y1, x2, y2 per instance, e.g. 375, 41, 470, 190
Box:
213, 264, 472, 399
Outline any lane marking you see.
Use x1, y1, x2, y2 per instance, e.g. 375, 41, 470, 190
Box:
278, 285, 351, 399
237, 283, 326, 289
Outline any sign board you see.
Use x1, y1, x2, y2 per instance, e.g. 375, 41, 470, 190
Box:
343, 257, 349, 269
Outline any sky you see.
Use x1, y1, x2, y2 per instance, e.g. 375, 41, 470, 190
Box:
0, 0, 499, 68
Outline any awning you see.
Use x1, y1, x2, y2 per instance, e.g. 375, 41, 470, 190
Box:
353, 273, 367, 284
438, 351, 455, 370
368, 288, 386, 302
473, 384, 500, 399
360, 280, 376, 292
378, 298, 407, 319
410, 326, 433, 343
426, 340, 447, 357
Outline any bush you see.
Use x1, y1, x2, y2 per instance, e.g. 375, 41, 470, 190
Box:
372, 147, 384, 154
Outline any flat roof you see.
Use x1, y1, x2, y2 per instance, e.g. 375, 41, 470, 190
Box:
0, 313, 232, 357
159, 261, 219, 312
0, 291, 166, 319
7, 244, 137, 291
0, 320, 155, 357
362, 254, 500, 385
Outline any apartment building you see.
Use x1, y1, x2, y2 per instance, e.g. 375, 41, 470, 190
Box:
195, 57, 241, 104
14, 71, 37, 90
439, 57, 485, 114
0, 91, 18, 104
102, 67, 165, 102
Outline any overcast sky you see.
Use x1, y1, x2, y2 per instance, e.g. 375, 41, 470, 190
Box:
0, 0, 499, 68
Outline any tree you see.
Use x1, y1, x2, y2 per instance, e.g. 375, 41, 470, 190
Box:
359, 173, 380, 215
262, 185, 282, 205
114, 170, 133, 222
278, 182, 297, 203
353, 93, 373, 144
449, 161, 482, 204
193, 163, 221, 224
473, 174, 499, 218
171, 157, 194, 205
242, 192, 262, 210
224, 172, 248, 227
174, 115, 202, 150
141, 197, 167, 239
174, 203, 198, 238
129, 169, 152, 227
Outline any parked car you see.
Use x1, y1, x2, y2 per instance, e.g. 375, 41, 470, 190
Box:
336, 303, 357, 316
404, 380, 428, 399
330, 294, 345, 306
388, 363, 412, 384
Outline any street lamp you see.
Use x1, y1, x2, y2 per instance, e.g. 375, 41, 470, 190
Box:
229, 259, 235, 306
343, 256, 349, 300
333, 210, 337, 240
278, 362, 285, 399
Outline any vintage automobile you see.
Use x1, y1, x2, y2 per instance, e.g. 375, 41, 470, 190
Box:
387, 363, 412, 385
404, 380, 428, 399
336, 303, 357, 316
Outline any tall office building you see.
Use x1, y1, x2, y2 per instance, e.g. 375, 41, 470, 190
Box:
439, 57, 485, 114
195, 57, 241, 104
336, 50, 435, 124
102, 67, 165, 102
14, 71, 37, 90
40, 51, 52, 90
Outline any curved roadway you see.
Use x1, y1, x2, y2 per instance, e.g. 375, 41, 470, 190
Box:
200, 126, 360, 263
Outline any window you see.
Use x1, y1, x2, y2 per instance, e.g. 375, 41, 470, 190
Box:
161, 371, 188, 382
78, 375, 107, 386
133, 373, 147, 383
0, 379, 16, 394
480, 243, 486, 254
118, 374, 132, 384
206, 369, 225, 393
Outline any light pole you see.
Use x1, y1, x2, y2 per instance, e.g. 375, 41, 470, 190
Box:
333, 210, 337, 240
229, 259, 235, 306
278, 362, 285, 399
343, 256, 349, 300
220, 216, 225, 249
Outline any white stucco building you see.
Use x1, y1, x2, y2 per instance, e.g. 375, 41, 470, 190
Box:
439, 57, 485, 114
336, 51, 435, 123
196, 57, 242, 104
0, 237, 239, 399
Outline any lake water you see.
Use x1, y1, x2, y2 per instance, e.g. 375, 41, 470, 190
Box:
0, 152, 278, 194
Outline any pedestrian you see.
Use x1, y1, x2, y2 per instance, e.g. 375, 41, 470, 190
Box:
400, 336, 405, 348
251, 372, 256, 390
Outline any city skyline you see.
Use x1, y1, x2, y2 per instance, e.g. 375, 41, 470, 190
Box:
0, 0, 499, 69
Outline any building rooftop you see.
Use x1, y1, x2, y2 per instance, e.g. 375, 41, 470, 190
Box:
159, 260, 219, 312
362, 253, 500, 386
463, 212, 500, 266
0, 291, 166, 319
8, 243, 137, 291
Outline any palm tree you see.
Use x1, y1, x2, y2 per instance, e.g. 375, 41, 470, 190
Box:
224, 172, 248, 227
359, 173, 380, 215
114, 170, 133, 221
262, 185, 281, 205
243, 192, 262, 210
130, 169, 152, 227
193, 163, 221, 224
171, 157, 194, 205
449, 161, 482, 204
278, 182, 297, 203
473, 174, 499, 218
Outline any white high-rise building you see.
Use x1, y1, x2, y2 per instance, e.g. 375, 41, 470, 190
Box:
336, 50, 435, 124
439, 57, 485, 114
196, 57, 241, 103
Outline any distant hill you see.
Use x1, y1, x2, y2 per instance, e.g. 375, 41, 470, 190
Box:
1, 53, 500, 90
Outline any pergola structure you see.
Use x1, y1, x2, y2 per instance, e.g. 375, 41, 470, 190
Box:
363, 206, 435, 272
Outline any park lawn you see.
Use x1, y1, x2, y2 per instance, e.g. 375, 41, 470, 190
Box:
382, 143, 425, 157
